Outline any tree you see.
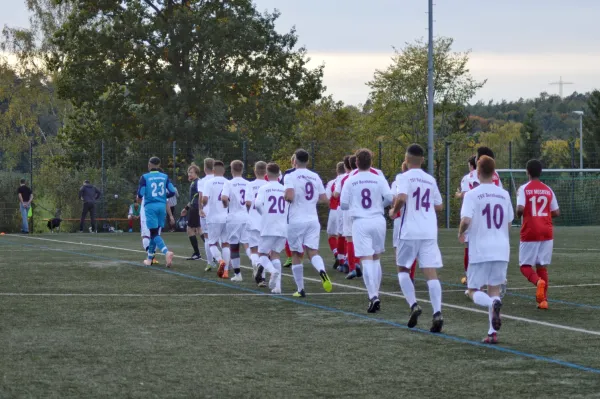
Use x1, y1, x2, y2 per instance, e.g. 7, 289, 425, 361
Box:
49, 0, 324, 150
583, 90, 600, 167
516, 109, 542, 166
477, 121, 522, 168
366, 36, 486, 180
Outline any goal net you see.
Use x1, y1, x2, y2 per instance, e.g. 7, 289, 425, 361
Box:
497, 169, 600, 226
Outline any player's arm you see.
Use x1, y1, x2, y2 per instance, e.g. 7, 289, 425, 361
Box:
458, 193, 474, 242
284, 179, 295, 202
434, 186, 443, 212
317, 180, 328, 204
221, 182, 231, 207
255, 189, 265, 215
516, 186, 525, 218
137, 176, 146, 200
389, 193, 407, 219
549, 190, 560, 218
166, 202, 175, 224
18, 192, 23, 204
339, 183, 350, 211
381, 179, 394, 208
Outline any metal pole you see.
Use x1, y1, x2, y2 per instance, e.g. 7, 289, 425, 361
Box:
101, 140, 105, 220
310, 141, 315, 171
579, 114, 583, 169
571, 141, 575, 219
378, 141, 383, 172
242, 139, 248, 178
172, 141, 176, 183
445, 141, 450, 229
508, 141, 513, 198
427, 0, 434, 175
30, 141, 33, 233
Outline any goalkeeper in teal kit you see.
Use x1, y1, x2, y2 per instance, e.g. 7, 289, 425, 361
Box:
138, 157, 176, 268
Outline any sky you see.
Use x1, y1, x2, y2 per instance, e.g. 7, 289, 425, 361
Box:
2, 0, 599, 105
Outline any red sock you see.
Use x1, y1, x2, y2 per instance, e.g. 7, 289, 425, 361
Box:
410, 260, 417, 280
537, 267, 549, 299
328, 236, 337, 253
128, 219, 133, 229
520, 265, 540, 286
464, 247, 469, 272
347, 242, 356, 272
285, 241, 291, 258
337, 237, 346, 257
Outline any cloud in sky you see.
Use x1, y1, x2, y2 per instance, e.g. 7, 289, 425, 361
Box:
307, 51, 600, 105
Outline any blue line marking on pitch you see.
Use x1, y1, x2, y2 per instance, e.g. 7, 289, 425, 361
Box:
2, 238, 600, 375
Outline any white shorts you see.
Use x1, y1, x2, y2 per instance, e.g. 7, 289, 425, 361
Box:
352, 216, 386, 257
258, 236, 287, 255
208, 223, 227, 245
396, 239, 443, 268
337, 209, 344, 236
327, 209, 339, 236
246, 229, 261, 248
200, 217, 208, 232
287, 221, 321, 252
226, 222, 246, 244
392, 218, 401, 247
467, 261, 508, 289
343, 211, 353, 237
519, 240, 553, 266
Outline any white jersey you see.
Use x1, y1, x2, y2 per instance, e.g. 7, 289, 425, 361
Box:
460, 173, 471, 193
396, 168, 443, 240
198, 174, 214, 216
203, 176, 228, 224
284, 168, 326, 224
247, 178, 268, 231
325, 179, 335, 200
340, 171, 393, 219
222, 176, 250, 224
333, 173, 348, 196
460, 183, 514, 263
255, 182, 288, 237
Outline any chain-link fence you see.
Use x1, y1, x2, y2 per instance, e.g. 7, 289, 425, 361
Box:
1, 138, 598, 233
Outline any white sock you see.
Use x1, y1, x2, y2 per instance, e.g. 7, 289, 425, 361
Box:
210, 245, 222, 262
222, 247, 231, 269
310, 255, 325, 273
260, 255, 275, 274
204, 240, 212, 261
398, 272, 417, 307
231, 258, 241, 273
362, 260, 377, 299
142, 238, 150, 250
292, 264, 304, 292
373, 259, 382, 292
427, 279, 442, 314
250, 253, 259, 267
272, 259, 282, 290
473, 290, 493, 308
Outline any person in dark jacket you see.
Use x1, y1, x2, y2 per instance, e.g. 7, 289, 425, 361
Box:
79, 180, 101, 233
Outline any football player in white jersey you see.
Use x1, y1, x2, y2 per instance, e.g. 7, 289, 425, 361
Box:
221, 160, 251, 282
455, 156, 477, 286
198, 158, 215, 271
246, 161, 269, 285
391, 161, 417, 281
202, 160, 229, 278
341, 149, 393, 313
325, 162, 344, 270
389, 144, 444, 333
284, 149, 333, 297
459, 155, 514, 344
255, 162, 288, 294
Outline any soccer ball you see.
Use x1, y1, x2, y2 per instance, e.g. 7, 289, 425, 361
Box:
114, 194, 119, 199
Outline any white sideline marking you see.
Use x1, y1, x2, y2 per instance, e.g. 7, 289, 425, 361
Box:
10, 235, 600, 337
0, 292, 365, 297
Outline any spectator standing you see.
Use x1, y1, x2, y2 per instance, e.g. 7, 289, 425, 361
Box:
17, 179, 33, 234
79, 180, 101, 233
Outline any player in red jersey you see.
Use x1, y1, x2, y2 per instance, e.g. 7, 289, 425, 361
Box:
326, 162, 345, 268
516, 159, 560, 310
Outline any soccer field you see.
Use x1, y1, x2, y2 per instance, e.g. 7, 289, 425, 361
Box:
2, 227, 600, 398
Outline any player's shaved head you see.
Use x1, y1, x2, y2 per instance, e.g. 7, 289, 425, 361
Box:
213, 160, 225, 176
349, 155, 357, 170
267, 162, 280, 179
477, 155, 496, 180
294, 149, 309, 166
405, 144, 424, 167
356, 149, 372, 171
149, 156, 161, 166
336, 162, 345, 175
343, 155, 351, 171
231, 160, 244, 176
204, 158, 214, 172
476, 146, 495, 161
254, 161, 267, 177
526, 159, 543, 179
188, 163, 201, 177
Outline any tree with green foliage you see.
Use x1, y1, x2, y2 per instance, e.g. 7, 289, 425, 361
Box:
49, 0, 324, 152
516, 109, 542, 167
583, 90, 600, 168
